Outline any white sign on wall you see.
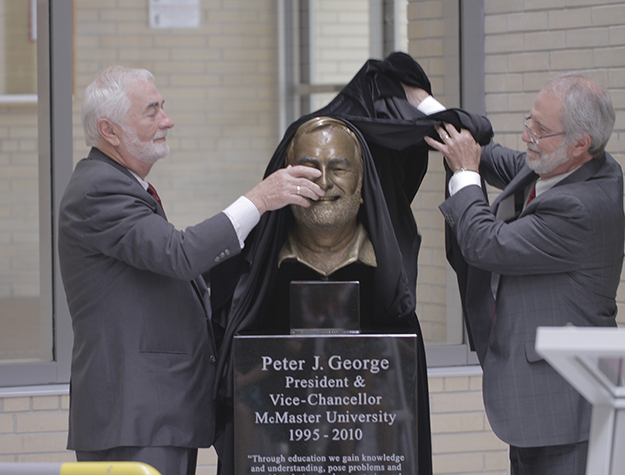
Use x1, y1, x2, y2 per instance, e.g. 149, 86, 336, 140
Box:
149, 0, 200, 29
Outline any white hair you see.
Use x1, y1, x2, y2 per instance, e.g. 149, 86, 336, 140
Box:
543, 73, 615, 159
81, 66, 155, 147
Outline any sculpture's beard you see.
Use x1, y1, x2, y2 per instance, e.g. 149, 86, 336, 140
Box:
525, 139, 569, 176
124, 127, 170, 165
292, 185, 362, 232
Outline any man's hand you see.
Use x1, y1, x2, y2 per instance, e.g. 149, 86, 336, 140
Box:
245, 165, 324, 216
424, 122, 482, 173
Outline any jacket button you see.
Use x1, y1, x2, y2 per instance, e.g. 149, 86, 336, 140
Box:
209, 355, 216, 363
214, 256, 221, 263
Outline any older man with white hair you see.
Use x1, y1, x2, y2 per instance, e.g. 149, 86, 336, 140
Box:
58, 66, 324, 475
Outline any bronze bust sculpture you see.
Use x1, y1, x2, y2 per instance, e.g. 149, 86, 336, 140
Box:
279, 117, 376, 277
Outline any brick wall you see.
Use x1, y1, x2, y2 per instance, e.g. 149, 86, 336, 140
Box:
0, 389, 222, 470
0, 392, 71, 464
429, 371, 508, 475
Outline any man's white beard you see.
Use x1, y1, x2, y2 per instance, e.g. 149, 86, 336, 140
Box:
525, 140, 570, 176
124, 127, 169, 165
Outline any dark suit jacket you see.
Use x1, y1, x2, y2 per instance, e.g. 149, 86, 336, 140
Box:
440, 142, 624, 447
58, 148, 241, 451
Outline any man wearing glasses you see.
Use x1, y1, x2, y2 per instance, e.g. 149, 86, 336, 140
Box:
425, 73, 624, 475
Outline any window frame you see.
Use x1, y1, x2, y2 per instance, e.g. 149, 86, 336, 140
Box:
0, 0, 73, 387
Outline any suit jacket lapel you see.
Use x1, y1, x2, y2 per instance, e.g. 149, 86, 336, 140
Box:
88, 147, 167, 220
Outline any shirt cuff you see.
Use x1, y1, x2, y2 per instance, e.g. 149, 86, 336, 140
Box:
418, 96, 446, 115
223, 196, 261, 249
449, 170, 482, 196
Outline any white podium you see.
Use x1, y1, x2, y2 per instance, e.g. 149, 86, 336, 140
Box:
536, 327, 625, 475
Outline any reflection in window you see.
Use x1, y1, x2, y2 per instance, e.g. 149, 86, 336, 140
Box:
306, 0, 374, 112
0, 0, 37, 94
0, 0, 51, 364
303, 0, 408, 112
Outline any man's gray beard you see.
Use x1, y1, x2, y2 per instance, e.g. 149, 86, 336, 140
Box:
291, 190, 362, 232
136, 141, 169, 165
124, 127, 169, 165
525, 140, 570, 175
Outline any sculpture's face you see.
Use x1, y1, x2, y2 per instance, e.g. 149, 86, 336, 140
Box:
288, 126, 363, 231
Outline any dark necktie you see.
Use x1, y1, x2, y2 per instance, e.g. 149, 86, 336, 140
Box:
147, 183, 166, 215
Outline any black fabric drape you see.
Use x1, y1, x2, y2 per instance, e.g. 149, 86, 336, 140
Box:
210, 52, 493, 475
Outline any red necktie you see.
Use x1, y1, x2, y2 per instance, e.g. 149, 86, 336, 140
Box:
526, 185, 536, 206
147, 183, 165, 215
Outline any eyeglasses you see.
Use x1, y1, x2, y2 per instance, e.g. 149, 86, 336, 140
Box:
523, 115, 566, 145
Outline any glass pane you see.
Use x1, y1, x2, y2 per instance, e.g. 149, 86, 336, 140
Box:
307, 0, 372, 111
0, 0, 37, 95
0, 0, 52, 364
306, 0, 408, 112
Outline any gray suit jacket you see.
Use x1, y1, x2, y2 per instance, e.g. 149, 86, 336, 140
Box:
440, 142, 624, 447
59, 148, 240, 451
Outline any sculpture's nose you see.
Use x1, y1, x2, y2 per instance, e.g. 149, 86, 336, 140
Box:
317, 166, 333, 190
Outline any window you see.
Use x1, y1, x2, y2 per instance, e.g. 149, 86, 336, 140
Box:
279, 0, 408, 129
0, 0, 48, 368
0, 0, 73, 386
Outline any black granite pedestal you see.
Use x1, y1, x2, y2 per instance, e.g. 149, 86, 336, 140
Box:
234, 334, 419, 475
